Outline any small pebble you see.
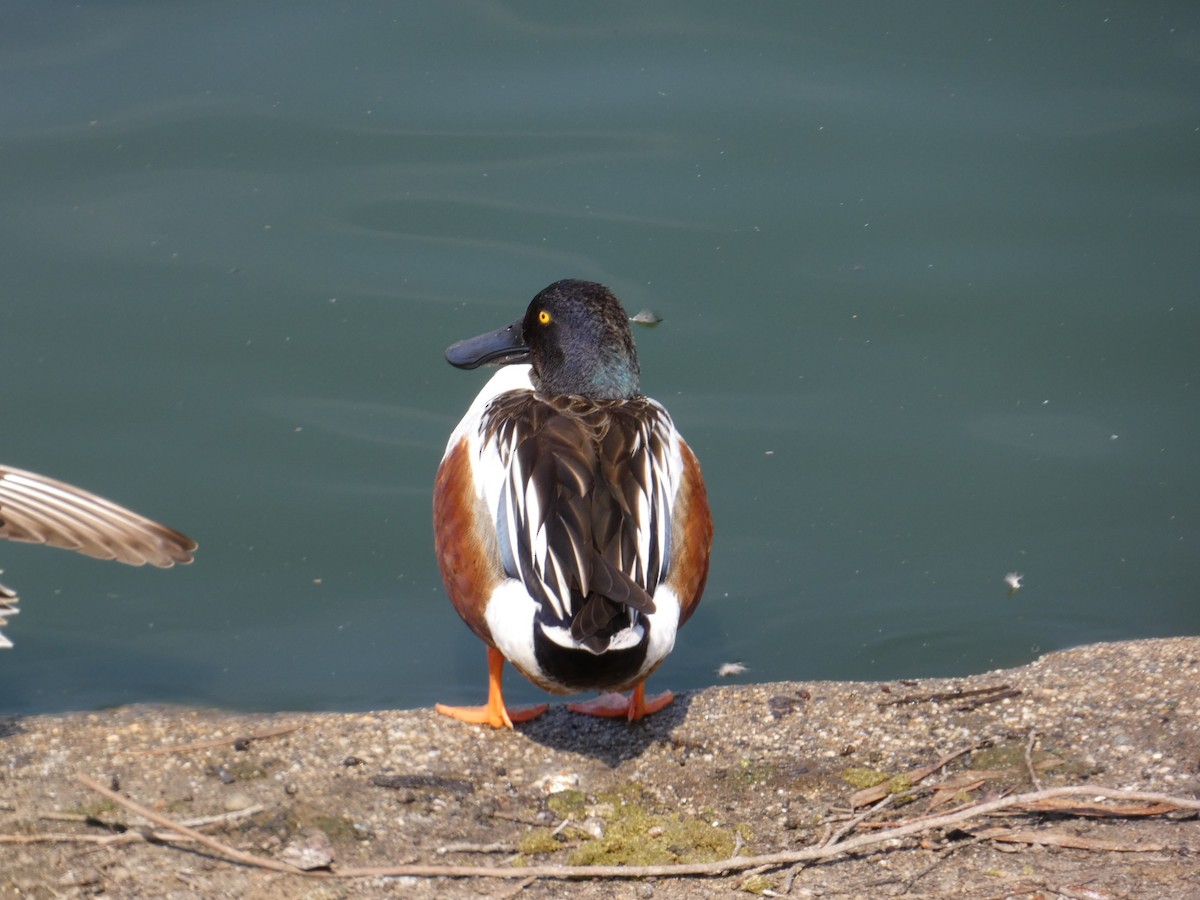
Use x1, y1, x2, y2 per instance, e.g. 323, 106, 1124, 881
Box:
534, 771, 580, 794
279, 827, 335, 870
579, 817, 606, 839
223, 791, 255, 812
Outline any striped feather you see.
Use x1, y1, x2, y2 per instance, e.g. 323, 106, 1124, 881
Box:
479, 388, 678, 649
0, 466, 196, 568
0, 465, 196, 649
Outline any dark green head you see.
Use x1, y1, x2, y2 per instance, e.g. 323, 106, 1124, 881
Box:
446, 279, 641, 400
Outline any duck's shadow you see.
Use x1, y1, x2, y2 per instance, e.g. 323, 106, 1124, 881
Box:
515, 692, 695, 767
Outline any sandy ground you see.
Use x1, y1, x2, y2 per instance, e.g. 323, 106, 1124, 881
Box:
2, 637, 1199, 899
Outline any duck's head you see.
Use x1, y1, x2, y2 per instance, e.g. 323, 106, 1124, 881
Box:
446, 279, 640, 400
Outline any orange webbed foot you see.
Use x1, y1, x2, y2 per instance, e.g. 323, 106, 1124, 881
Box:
436, 647, 548, 729
567, 684, 674, 722
435, 701, 548, 730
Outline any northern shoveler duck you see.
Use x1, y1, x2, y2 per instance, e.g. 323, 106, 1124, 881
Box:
0, 465, 196, 648
433, 279, 712, 728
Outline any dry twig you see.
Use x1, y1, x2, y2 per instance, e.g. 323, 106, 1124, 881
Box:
981, 827, 1165, 853
71, 773, 1200, 883
848, 739, 986, 807
75, 775, 307, 876
1024, 728, 1043, 791
1, 804, 264, 847
436, 841, 517, 855
125, 723, 301, 756
877, 684, 1020, 711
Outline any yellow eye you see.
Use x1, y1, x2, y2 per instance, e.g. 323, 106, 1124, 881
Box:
538, 309, 552, 325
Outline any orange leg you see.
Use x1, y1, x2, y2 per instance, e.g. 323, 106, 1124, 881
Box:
567, 681, 675, 722
436, 647, 548, 729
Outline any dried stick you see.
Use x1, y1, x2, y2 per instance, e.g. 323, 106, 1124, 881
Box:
332, 785, 1200, 879
74, 775, 308, 876
1, 832, 118, 845
982, 828, 1165, 852
848, 739, 985, 807
436, 841, 517, 855
822, 794, 894, 848
5, 804, 265, 847
1024, 728, 1043, 791
878, 684, 1020, 710
125, 723, 301, 756
74, 775, 1200, 882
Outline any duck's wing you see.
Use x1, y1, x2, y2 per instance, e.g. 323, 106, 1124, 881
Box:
0, 466, 196, 568
484, 393, 675, 646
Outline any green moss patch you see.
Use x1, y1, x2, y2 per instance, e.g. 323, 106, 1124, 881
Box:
841, 767, 891, 789
564, 782, 749, 867
546, 788, 587, 818
518, 828, 563, 855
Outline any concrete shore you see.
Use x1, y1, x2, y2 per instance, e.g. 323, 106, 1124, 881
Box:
3, 637, 1198, 899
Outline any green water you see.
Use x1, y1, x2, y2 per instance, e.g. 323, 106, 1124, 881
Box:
2, 3, 1197, 714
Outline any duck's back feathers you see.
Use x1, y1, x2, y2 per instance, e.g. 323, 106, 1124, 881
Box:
484, 388, 672, 646
434, 364, 707, 694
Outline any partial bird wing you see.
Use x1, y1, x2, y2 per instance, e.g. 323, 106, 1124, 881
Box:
484, 393, 675, 639
0, 466, 196, 568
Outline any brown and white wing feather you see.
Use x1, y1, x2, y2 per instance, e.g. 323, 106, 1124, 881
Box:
0, 466, 196, 568
482, 393, 676, 642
